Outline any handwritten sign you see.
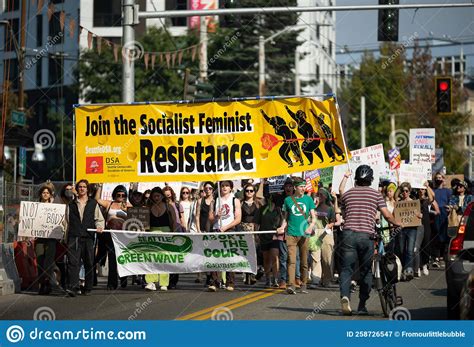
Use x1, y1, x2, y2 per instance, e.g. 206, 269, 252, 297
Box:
18, 202, 66, 239
398, 163, 432, 189
268, 175, 289, 193
394, 200, 421, 227
410, 128, 435, 163
411, 148, 432, 164
126, 207, 150, 231
332, 144, 385, 192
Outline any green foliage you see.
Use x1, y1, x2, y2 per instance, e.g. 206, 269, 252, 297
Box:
78, 27, 198, 103
339, 41, 467, 173
208, 0, 310, 97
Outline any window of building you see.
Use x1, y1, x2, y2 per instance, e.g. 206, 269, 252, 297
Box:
48, 55, 63, 85
48, 12, 64, 44
466, 135, 474, 147
4, 0, 20, 11
93, 0, 121, 27
315, 64, 320, 82
36, 58, 42, 88
3, 18, 19, 52
36, 15, 43, 47
4, 58, 19, 89
166, 0, 187, 27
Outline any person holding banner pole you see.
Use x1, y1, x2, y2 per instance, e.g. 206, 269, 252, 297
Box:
144, 187, 177, 292
208, 180, 242, 292
35, 185, 62, 295
66, 180, 105, 297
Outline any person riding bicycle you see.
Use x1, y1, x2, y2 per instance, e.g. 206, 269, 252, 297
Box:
338, 165, 402, 316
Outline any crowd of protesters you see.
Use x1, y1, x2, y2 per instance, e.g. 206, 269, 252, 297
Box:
27, 171, 472, 314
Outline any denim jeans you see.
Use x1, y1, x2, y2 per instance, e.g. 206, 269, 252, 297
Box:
278, 240, 300, 282
339, 229, 374, 303
398, 227, 417, 272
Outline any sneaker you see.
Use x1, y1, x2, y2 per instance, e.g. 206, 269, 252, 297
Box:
265, 278, 272, 288
255, 268, 265, 280
145, 283, 156, 291
405, 270, 414, 281
278, 281, 287, 290
422, 265, 429, 276
160, 286, 168, 291
226, 286, 234, 292
287, 287, 296, 295
356, 306, 369, 316
208, 285, 217, 292
299, 285, 308, 294
341, 296, 352, 316
414, 269, 421, 278
350, 281, 357, 293
432, 260, 440, 268
309, 283, 319, 289
295, 278, 302, 289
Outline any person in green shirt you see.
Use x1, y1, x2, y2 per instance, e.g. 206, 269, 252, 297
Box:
277, 177, 316, 294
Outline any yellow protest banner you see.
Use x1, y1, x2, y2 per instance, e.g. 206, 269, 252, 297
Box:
74, 97, 348, 182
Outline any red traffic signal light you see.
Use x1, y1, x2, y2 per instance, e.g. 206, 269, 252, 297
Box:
435, 77, 452, 114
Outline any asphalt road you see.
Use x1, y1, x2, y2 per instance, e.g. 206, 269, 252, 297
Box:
0, 267, 447, 321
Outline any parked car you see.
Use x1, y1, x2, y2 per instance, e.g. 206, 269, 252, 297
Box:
446, 202, 474, 319
459, 270, 474, 320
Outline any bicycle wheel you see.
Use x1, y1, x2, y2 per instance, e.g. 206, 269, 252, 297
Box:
385, 285, 397, 311
378, 289, 389, 317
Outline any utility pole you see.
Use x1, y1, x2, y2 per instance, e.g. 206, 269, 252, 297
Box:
258, 36, 265, 97
360, 96, 366, 148
122, 0, 136, 103
18, 0, 26, 111
294, 50, 300, 95
199, 16, 208, 81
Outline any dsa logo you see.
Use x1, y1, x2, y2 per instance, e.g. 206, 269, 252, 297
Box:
86, 156, 103, 174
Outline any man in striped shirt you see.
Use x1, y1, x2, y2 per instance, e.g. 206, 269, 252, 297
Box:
338, 165, 401, 316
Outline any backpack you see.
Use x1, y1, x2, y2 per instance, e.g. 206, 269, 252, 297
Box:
381, 252, 402, 284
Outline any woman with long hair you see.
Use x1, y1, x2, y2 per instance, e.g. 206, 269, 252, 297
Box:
35, 185, 61, 295
95, 184, 132, 289
145, 187, 177, 291
240, 183, 262, 285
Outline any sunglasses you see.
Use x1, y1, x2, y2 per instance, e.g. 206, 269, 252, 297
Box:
116, 193, 126, 197
77, 186, 87, 189
402, 189, 410, 193
245, 189, 254, 193
182, 191, 190, 195
204, 187, 213, 190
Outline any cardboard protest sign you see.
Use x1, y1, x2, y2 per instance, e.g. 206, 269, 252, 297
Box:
394, 200, 421, 227
332, 144, 385, 192
398, 163, 431, 189
126, 207, 150, 231
75, 97, 347, 182
18, 202, 66, 239
410, 128, 435, 163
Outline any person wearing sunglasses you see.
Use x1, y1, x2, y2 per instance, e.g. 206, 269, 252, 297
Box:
395, 182, 422, 281
239, 183, 263, 285
448, 180, 473, 215
95, 184, 132, 290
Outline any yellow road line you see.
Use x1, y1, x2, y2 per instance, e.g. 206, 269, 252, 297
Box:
194, 290, 281, 320
176, 288, 281, 320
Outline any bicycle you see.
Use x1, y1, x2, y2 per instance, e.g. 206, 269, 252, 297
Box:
371, 226, 403, 317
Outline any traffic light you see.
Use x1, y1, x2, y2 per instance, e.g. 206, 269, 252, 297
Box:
378, 0, 399, 42
436, 77, 452, 114
183, 68, 197, 100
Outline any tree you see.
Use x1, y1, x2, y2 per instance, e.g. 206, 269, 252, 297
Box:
208, 0, 309, 97
78, 27, 198, 103
339, 41, 467, 173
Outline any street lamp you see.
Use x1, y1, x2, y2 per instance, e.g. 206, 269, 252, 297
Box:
258, 27, 296, 96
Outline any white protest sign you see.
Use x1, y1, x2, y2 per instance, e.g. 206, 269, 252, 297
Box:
399, 163, 432, 189
137, 182, 160, 193
101, 182, 129, 200
410, 128, 435, 163
18, 202, 66, 239
112, 231, 257, 276
332, 144, 385, 192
